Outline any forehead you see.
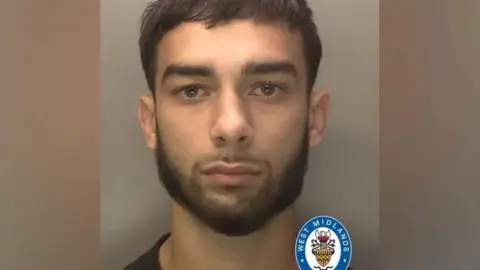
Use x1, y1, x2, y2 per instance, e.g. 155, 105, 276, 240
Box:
156, 20, 306, 77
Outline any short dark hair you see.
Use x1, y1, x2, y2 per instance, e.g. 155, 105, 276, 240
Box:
139, 0, 322, 94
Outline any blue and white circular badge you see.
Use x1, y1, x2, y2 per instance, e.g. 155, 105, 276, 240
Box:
295, 216, 352, 270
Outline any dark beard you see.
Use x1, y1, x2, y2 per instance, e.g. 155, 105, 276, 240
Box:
154, 125, 310, 237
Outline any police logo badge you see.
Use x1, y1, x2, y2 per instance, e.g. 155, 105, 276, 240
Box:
295, 216, 352, 270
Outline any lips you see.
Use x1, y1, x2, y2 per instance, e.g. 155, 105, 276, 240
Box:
199, 161, 263, 186
202, 162, 261, 176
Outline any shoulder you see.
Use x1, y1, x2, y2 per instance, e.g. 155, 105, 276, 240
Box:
124, 233, 171, 270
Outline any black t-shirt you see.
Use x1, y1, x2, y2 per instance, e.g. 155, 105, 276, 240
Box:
124, 233, 353, 270
124, 233, 171, 270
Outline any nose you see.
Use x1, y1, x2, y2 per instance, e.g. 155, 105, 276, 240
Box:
210, 91, 252, 148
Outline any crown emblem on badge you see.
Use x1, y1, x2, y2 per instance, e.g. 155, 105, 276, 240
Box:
317, 230, 331, 243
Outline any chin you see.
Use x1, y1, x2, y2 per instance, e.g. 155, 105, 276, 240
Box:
200, 193, 257, 214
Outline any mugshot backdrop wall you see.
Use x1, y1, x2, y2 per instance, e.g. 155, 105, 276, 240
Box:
1, 1, 99, 269
100, 0, 379, 269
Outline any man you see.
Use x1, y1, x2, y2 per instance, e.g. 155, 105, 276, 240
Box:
127, 0, 337, 269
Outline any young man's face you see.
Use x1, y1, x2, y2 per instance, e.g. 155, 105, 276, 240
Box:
139, 20, 328, 236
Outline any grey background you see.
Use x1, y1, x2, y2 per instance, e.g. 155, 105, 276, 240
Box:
100, 0, 379, 270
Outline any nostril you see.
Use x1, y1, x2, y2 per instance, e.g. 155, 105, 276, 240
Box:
238, 136, 248, 143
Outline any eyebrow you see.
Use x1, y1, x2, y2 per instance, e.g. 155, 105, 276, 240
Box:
242, 60, 298, 78
160, 60, 297, 84
161, 64, 213, 83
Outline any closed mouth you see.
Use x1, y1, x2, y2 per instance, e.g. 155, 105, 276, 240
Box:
201, 162, 262, 176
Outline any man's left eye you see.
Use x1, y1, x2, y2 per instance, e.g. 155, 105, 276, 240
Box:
251, 83, 283, 97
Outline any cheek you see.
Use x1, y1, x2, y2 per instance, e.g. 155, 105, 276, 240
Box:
256, 101, 307, 141
255, 112, 307, 174
157, 113, 209, 173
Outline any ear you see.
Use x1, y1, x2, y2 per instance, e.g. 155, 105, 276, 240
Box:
138, 94, 157, 149
308, 90, 330, 147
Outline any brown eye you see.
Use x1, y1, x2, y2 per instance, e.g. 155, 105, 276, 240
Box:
251, 82, 283, 98
259, 84, 277, 96
176, 85, 209, 100
183, 85, 201, 98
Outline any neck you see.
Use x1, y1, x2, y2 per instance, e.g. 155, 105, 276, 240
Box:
160, 202, 299, 270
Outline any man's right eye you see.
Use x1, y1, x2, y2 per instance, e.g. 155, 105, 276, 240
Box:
175, 85, 210, 100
